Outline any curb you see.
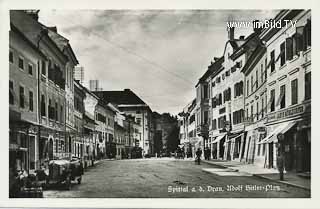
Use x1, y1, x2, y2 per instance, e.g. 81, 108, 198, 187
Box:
202, 160, 310, 191
202, 160, 239, 172
252, 174, 311, 191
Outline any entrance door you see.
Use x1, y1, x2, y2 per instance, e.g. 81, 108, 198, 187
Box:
268, 142, 274, 168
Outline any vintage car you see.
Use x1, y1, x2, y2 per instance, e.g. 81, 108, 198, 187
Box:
46, 158, 83, 190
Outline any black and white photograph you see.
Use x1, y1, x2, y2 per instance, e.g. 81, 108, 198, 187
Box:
6, 5, 313, 202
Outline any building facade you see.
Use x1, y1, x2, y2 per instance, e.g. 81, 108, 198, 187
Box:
259, 10, 311, 172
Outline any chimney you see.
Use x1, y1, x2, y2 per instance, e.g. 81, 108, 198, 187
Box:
239, 35, 245, 40
47, 26, 57, 33
228, 27, 235, 40
214, 57, 220, 61
124, 88, 130, 92
24, 10, 40, 21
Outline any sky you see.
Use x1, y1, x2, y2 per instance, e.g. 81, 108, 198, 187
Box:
38, 10, 279, 115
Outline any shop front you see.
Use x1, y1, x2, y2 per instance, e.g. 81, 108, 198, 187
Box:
261, 102, 311, 172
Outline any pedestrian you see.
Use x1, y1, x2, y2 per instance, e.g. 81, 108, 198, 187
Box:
195, 148, 202, 165
207, 147, 211, 160
277, 151, 285, 181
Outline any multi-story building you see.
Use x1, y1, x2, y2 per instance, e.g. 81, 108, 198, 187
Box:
108, 103, 126, 159
9, 22, 47, 173
207, 28, 259, 161
93, 89, 154, 155
178, 99, 197, 158
241, 43, 268, 166
94, 100, 110, 159
82, 83, 99, 164
73, 81, 86, 160
11, 11, 69, 163
258, 10, 311, 172
46, 26, 79, 159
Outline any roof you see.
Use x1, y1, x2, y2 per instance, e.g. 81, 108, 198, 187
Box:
45, 26, 79, 65
196, 56, 224, 87
10, 23, 47, 60
93, 89, 147, 106
10, 10, 68, 63
241, 43, 266, 75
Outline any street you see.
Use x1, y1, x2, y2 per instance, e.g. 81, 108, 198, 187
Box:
43, 158, 310, 198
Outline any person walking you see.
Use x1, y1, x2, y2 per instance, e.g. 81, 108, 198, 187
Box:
277, 151, 285, 181
195, 148, 202, 165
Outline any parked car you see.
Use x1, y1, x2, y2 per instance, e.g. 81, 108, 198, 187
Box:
46, 158, 83, 190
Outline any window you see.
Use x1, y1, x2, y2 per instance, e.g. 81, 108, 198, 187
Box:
270, 50, 275, 73
212, 119, 217, 130
55, 102, 58, 121
256, 102, 259, 120
247, 80, 249, 96
291, 79, 298, 105
18, 57, 24, 70
250, 105, 253, 120
280, 42, 286, 66
19, 86, 24, 108
48, 99, 54, 120
29, 91, 33, 111
261, 98, 264, 118
305, 72, 311, 100
41, 60, 46, 75
256, 70, 259, 88
41, 95, 46, 116
233, 109, 244, 125
28, 64, 33, 75
280, 85, 286, 109
203, 84, 208, 99
9, 81, 14, 105
9, 51, 13, 63
251, 75, 253, 93
286, 37, 293, 61
212, 82, 215, 87
60, 105, 64, 123
203, 111, 208, 124
303, 19, 311, 50
261, 64, 264, 83
270, 89, 275, 112
264, 58, 267, 79
136, 118, 141, 125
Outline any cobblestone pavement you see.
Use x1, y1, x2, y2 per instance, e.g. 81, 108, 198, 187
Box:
43, 158, 310, 198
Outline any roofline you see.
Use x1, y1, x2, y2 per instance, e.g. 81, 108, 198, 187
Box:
10, 23, 47, 60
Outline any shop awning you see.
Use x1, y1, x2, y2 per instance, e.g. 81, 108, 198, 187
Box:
212, 133, 226, 143
226, 133, 244, 142
258, 121, 297, 144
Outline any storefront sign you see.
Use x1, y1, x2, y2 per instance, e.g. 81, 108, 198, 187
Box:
267, 103, 310, 123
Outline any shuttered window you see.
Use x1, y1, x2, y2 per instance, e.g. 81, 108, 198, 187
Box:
291, 79, 298, 105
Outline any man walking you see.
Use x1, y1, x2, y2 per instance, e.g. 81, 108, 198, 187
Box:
195, 148, 202, 165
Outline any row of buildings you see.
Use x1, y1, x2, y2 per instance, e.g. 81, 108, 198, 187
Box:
9, 10, 178, 174
179, 10, 311, 173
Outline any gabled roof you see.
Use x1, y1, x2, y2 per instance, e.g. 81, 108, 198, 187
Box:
196, 56, 224, 87
93, 89, 150, 109
241, 43, 266, 76
10, 10, 68, 63
45, 26, 79, 65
